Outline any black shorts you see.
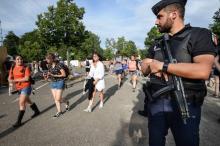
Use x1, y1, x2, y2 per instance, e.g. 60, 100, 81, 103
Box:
86, 68, 90, 72
115, 69, 123, 75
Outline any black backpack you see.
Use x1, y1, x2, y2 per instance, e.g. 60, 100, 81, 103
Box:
59, 63, 70, 78
136, 60, 140, 70
86, 60, 90, 66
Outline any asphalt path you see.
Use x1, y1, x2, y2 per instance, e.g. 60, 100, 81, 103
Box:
0, 74, 220, 146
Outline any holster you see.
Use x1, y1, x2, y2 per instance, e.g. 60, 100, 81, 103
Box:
183, 82, 207, 106
143, 76, 173, 102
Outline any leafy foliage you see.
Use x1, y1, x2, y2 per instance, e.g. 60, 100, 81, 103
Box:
112, 37, 138, 57
144, 26, 162, 49
3, 31, 20, 56
210, 8, 220, 43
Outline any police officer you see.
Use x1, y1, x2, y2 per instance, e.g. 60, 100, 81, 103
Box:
141, 0, 216, 146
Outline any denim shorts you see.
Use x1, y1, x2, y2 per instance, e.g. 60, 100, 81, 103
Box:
115, 69, 123, 75
50, 80, 65, 89
19, 86, 32, 96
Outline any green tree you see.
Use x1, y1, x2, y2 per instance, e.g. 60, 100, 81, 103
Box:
210, 8, 220, 42
123, 40, 137, 57
3, 31, 20, 56
105, 38, 116, 52
19, 30, 45, 60
103, 38, 115, 60
18, 41, 42, 62
115, 37, 126, 55
114, 37, 137, 57
103, 48, 114, 60
79, 31, 102, 60
36, 0, 85, 58
144, 26, 162, 49
139, 48, 148, 59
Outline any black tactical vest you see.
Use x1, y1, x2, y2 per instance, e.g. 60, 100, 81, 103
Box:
148, 25, 207, 104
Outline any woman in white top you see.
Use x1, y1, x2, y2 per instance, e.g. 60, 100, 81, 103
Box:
84, 52, 105, 112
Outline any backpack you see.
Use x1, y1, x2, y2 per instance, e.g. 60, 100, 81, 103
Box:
59, 63, 70, 78
11, 65, 35, 85
136, 60, 140, 70
29, 76, 35, 84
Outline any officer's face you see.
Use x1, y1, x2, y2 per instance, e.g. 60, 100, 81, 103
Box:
155, 9, 174, 33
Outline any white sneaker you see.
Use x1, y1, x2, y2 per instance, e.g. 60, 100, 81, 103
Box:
82, 91, 86, 95
83, 107, 92, 112
99, 102, 104, 109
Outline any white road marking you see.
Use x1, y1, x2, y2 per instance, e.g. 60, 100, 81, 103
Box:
12, 98, 19, 103
11, 82, 49, 103
34, 82, 49, 90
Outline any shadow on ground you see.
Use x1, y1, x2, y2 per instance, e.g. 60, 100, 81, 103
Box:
92, 84, 118, 111
111, 88, 149, 146
0, 88, 83, 140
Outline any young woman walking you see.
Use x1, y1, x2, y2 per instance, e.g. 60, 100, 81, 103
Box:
44, 53, 69, 118
8, 55, 40, 127
84, 52, 105, 112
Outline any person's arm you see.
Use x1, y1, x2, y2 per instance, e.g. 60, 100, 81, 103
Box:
147, 54, 214, 80
48, 64, 66, 78
143, 28, 216, 79
141, 58, 153, 76
88, 63, 94, 77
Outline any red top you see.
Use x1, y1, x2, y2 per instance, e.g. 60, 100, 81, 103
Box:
9, 65, 31, 90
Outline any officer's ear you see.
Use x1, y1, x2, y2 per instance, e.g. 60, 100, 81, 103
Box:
169, 11, 177, 20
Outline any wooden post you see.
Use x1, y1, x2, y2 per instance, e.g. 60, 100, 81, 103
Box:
0, 47, 7, 86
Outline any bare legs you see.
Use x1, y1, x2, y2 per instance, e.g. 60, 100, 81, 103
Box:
84, 89, 104, 112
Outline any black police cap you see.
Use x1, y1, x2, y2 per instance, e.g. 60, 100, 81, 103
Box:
152, 0, 187, 15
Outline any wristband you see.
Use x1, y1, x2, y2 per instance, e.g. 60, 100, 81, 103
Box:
162, 62, 169, 73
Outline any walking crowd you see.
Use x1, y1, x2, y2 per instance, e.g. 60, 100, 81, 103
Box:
6, 51, 143, 127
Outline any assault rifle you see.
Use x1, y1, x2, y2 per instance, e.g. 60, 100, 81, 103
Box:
163, 34, 190, 124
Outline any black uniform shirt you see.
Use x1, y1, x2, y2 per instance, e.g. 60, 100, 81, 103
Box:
148, 24, 216, 59
146, 25, 216, 115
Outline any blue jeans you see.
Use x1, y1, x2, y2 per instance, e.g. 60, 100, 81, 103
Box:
148, 101, 201, 146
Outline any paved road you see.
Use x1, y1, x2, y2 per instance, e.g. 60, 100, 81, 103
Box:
0, 74, 220, 146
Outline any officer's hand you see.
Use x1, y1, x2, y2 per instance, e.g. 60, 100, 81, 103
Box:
149, 59, 164, 74
149, 60, 169, 80
141, 58, 153, 76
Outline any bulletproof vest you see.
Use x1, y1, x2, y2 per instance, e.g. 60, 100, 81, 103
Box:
148, 27, 207, 102
153, 28, 192, 63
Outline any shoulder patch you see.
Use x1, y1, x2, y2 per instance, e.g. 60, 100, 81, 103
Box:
153, 46, 161, 51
